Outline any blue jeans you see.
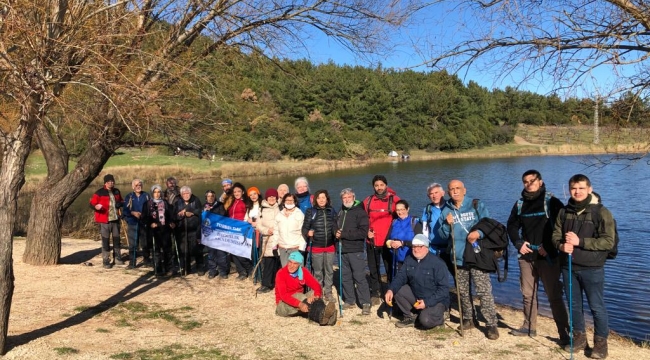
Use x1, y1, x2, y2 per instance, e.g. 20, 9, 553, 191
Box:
562, 266, 609, 338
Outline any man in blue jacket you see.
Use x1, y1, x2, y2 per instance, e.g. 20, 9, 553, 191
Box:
437, 179, 499, 340
385, 234, 449, 329
123, 178, 151, 268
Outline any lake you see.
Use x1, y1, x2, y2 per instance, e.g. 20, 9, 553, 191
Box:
75, 154, 650, 340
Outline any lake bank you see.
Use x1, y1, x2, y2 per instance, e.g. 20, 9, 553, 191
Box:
6, 237, 649, 360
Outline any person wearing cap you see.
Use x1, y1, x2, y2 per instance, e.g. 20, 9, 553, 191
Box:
123, 178, 152, 268
256, 188, 281, 293
385, 234, 449, 329
274, 252, 337, 326
219, 178, 233, 203
363, 174, 400, 305
90, 174, 124, 269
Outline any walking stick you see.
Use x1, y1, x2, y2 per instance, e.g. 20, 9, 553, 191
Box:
568, 253, 574, 360
389, 248, 397, 319
337, 211, 347, 318
253, 233, 271, 298
307, 236, 314, 273
252, 230, 261, 284
450, 225, 464, 336
172, 230, 182, 276
133, 222, 139, 267
183, 216, 188, 276
151, 230, 158, 276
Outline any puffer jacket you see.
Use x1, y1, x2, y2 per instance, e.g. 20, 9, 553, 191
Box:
302, 206, 336, 248
275, 208, 306, 251
257, 200, 280, 257
90, 186, 124, 223
336, 200, 369, 254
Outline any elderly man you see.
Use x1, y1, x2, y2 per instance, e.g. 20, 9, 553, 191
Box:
386, 234, 449, 329
173, 186, 203, 276
90, 174, 124, 269
164, 176, 180, 206
335, 188, 371, 315
438, 179, 499, 340
275, 252, 338, 326
123, 178, 151, 268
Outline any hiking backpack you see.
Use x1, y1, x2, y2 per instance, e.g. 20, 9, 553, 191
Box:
560, 203, 619, 260
516, 192, 553, 218
365, 194, 395, 215
466, 199, 509, 282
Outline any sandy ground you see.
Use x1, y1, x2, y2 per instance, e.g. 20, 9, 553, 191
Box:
5, 238, 647, 360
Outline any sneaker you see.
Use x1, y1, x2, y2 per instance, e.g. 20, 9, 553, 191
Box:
361, 303, 371, 316
395, 317, 416, 328
236, 274, 247, 281
487, 326, 500, 340
321, 301, 337, 325
457, 319, 474, 330
509, 327, 537, 337
256, 286, 272, 294
370, 296, 382, 306
103, 263, 113, 269
342, 303, 356, 310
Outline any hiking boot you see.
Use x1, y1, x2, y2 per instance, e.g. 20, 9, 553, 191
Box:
219, 274, 229, 280
457, 319, 475, 331
564, 331, 587, 352
197, 269, 206, 277
114, 258, 125, 265
320, 301, 337, 325
591, 335, 608, 359
361, 303, 371, 315
236, 274, 247, 281
256, 286, 272, 294
327, 309, 338, 326
487, 326, 500, 340
208, 272, 216, 279
370, 296, 382, 306
342, 303, 356, 310
509, 327, 537, 337
395, 317, 416, 328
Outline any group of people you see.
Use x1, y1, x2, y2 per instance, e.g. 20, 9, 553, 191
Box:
90, 170, 615, 358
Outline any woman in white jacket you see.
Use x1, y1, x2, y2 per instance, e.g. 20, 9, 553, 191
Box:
255, 188, 281, 293
275, 193, 306, 267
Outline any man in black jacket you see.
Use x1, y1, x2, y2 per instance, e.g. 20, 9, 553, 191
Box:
385, 234, 449, 329
507, 170, 569, 343
174, 186, 203, 276
335, 188, 371, 315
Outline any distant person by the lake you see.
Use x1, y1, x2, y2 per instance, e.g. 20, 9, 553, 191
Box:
438, 179, 499, 340
506, 170, 569, 344
90, 174, 124, 269
364, 174, 400, 306
553, 174, 615, 359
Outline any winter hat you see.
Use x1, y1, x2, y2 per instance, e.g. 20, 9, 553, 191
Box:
103, 174, 115, 183
412, 234, 430, 248
264, 188, 279, 199
372, 174, 387, 186
247, 186, 260, 197
221, 178, 233, 186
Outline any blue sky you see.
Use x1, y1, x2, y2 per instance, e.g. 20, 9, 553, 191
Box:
283, 3, 630, 101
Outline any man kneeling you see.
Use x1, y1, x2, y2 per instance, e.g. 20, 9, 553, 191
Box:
275, 252, 337, 326
385, 234, 449, 329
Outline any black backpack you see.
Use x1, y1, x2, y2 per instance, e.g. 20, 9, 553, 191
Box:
465, 199, 509, 282
560, 195, 619, 260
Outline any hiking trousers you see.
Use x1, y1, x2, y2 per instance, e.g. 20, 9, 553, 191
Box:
341, 252, 371, 306
394, 284, 446, 329
276, 290, 315, 317
457, 267, 498, 326
518, 258, 569, 335
311, 251, 334, 296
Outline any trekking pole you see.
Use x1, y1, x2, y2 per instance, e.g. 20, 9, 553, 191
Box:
172, 231, 181, 276
389, 248, 396, 319
307, 236, 313, 272
183, 216, 188, 276
568, 253, 574, 360
337, 212, 347, 319
151, 231, 158, 276
133, 222, 139, 267
253, 233, 270, 298
450, 225, 464, 336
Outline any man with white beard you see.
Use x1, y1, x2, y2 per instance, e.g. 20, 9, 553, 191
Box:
335, 188, 371, 314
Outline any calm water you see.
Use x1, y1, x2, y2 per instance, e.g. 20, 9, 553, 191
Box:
74, 155, 650, 340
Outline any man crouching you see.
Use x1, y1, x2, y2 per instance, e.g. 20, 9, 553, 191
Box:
385, 234, 449, 329
275, 252, 337, 326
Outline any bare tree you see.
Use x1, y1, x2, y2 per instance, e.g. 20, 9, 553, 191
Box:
419, 0, 650, 158
0, 0, 422, 353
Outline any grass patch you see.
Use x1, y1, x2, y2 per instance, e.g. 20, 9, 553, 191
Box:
515, 343, 529, 349
110, 344, 236, 360
494, 349, 515, 356
110, 301, 202, 331
96, 328, 110, 333
348, 318, 366, 325
73, 305, 91, 312
54, 347, 79, 355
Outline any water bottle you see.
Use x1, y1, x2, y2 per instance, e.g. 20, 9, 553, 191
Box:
472, 241, 481, 253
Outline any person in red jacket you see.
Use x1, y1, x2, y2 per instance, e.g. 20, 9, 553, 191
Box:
363, 174, 400, 304
274, 252, 337, 325
90, 174, 124, 269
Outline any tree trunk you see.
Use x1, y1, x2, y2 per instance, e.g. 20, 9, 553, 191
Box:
0, 110, 37, 354
23, 123, 118, 265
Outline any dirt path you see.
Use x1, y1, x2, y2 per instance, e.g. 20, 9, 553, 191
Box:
5, 238, 646, 359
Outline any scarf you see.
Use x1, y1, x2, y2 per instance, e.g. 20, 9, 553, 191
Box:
567, 194, 593, 214
521, 183, 546, 201
149, 200, 166, 226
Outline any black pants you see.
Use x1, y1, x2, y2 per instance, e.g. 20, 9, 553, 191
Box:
150, 226, 173, 272
395, 284, 446, 329
366, 243, 392, 297
207, 248, 230, 276
175, 228, 204, 274
233, 255, 253, 277
261, 256, 279, 289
